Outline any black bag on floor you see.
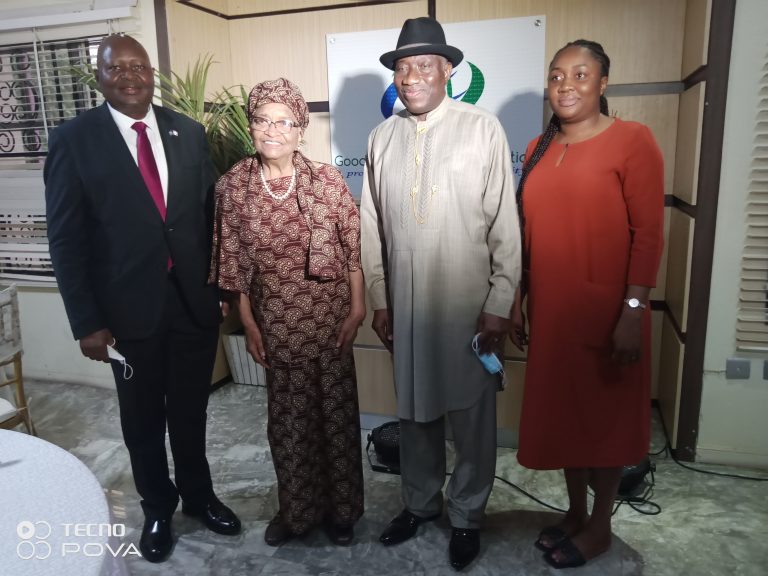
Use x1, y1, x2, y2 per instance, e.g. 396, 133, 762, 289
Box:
366, 421, 400, 474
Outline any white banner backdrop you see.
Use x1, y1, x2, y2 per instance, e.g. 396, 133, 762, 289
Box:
326, 16, 546, 199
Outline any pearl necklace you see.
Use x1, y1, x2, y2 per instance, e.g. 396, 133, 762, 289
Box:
259, 164, 296, 201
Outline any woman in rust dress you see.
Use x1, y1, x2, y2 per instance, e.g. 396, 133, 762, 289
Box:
510, 41, 664, 568
210, 78, 365, 546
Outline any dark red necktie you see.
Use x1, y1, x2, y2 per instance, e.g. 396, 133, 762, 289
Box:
131, 121, 166, 220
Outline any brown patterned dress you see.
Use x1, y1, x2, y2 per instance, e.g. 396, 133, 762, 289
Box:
211, 153, 364, 533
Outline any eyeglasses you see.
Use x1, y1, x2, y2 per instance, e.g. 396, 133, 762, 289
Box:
251, 116, 299, 134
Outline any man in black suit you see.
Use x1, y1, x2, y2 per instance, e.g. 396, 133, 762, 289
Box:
44, 34, 240, 563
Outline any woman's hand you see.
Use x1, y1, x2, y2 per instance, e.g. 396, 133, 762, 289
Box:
336, 309, 365, 356
337, 268, 366, 356
508, 295, 528, 351
244, 322, 270, 369
236, 292, 270, 368
611, 309, 642, 364
612, 285, 650, 364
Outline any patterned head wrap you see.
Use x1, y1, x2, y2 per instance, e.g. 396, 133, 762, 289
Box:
247, 78, 309, 128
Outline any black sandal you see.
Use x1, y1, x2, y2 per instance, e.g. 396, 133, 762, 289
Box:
543, 536, 587, 569
534, 526, 567, 552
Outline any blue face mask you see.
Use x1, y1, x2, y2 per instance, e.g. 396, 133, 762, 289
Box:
471, 333, 504, 375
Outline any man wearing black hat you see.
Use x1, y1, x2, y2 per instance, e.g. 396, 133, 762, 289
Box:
360, 17, 521, 571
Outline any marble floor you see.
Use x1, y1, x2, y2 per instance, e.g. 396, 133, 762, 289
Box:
16, 379, 768, 575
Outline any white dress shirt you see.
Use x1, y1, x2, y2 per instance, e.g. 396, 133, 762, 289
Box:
107, 103, 169, 203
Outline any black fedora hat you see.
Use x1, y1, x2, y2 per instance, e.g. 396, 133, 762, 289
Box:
380, 17, 464, 70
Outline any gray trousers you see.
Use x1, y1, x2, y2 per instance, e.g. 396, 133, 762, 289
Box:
399, 383, 497, 529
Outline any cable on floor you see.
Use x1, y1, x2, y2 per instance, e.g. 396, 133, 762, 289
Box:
366, 404, 768, 521
654, 403, 768, 482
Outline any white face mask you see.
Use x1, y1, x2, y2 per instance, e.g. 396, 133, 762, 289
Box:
107, 343, 134, 380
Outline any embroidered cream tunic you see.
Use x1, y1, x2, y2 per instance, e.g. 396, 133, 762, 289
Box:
361, 97, 521, 422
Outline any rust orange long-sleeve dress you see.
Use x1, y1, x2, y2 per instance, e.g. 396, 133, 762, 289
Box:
517, 118, 665, 469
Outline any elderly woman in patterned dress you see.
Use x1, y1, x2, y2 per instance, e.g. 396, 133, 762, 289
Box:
209, 78, 365, 546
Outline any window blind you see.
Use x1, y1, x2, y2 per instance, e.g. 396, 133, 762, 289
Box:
0, 35, 103, 284
736, 54, 768, 352
0, 36, 103, 169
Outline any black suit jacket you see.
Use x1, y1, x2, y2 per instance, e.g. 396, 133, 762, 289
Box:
45, 103, 221, 340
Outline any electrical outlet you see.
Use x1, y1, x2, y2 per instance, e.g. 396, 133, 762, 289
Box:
726, 358, 750, 379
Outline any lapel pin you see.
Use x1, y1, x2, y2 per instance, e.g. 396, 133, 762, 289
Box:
168, 129, 178, 137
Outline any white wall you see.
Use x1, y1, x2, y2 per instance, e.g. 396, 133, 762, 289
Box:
130, 0, 160, 76
18, 288, 115, 388
698, 0, 768, 468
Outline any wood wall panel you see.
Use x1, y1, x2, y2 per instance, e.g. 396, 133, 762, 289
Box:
666, 209, 694, 331
681, 0, 711, 78
211, 332, 231, 383
651, 309, 664, 399
227, 1, 426, 102
303, 112, 333, 167
658, 313, 684, 447
167, 0, 233, 96
356, 287, 386, 347
502, 335, 527, 362
611, 94, 679, 202
227, 0, 366, 13
674, 82, 705, 204
497, 361, 526, 430
436, 0, 686, 85
354, 348, 396, 415
185, 0, 226, 13
651, 208, 671, 302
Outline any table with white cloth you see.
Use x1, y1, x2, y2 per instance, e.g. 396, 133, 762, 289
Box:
0, 429, 130, 576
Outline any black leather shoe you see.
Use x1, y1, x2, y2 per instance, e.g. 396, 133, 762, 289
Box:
449, 528, 480, 571
264, 514, 294, 546
379, 509, 441, 546
326, 523, 355, 546
139, 516, 173, 563
182, 496, 241, 535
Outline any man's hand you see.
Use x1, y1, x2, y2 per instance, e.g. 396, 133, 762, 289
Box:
79, 328, 113, 362
475, 312, 509, 355
372, 308, 393, 353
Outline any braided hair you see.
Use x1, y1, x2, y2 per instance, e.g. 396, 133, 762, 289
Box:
516, 39, 611, 241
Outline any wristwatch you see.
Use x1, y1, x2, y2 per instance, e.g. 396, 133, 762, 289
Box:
624, 297, 647, 310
